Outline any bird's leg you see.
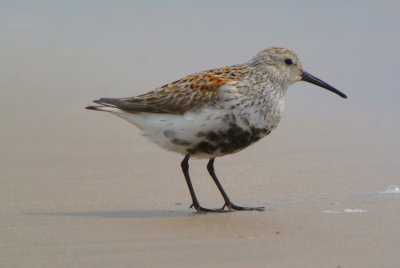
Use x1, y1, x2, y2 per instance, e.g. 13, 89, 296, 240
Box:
206, 158, 265, 211
181, 155, 229, 213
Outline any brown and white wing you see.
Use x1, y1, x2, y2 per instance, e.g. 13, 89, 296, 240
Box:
87, 65, 248, 115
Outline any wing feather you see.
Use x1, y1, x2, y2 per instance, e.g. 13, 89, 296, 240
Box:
90, 65, 248, 115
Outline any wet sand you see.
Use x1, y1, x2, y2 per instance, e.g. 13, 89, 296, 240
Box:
1, 93, 399, 267
2, 1, 400, 265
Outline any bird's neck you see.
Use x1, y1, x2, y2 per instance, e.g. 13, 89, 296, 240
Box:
235, 67, 288, 130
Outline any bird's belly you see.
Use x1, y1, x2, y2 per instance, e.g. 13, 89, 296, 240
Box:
114, 109, 275, 158
186, 124, 271, 157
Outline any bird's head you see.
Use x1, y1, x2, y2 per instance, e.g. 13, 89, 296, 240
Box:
250, 47, 347, 98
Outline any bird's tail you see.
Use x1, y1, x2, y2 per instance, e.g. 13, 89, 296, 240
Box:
85, 98, 122, 113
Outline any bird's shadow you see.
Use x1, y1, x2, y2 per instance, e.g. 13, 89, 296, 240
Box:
24, 209, 196, 219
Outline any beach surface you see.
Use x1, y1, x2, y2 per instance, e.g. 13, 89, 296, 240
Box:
1, 90, 399, 267
1, 2, 400, 266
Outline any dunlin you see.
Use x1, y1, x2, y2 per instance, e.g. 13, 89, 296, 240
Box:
86, 47, 347, 213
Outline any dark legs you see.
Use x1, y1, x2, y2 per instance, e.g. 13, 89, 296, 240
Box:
181, 155, 226, 212
181, 154, 265, 213
207, 158, 265, 211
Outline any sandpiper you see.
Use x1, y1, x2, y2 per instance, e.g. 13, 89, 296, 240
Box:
86, 47, 347, 213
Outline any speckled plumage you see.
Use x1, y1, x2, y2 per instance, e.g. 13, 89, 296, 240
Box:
87, 47, 346, 212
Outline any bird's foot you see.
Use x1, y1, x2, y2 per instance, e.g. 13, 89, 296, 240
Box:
190, 203, 231, 213
190, 202, 265, 213
222, 202, 265, 211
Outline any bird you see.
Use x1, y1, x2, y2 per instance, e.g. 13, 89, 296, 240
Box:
86, 47, 347, 213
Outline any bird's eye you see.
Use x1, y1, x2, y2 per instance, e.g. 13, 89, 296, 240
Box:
284, 58, 293, 65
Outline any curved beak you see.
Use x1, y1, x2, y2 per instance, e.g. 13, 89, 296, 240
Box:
301, 71, 347, 99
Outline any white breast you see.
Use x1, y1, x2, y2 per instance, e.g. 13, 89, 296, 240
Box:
113, 108, 233, 156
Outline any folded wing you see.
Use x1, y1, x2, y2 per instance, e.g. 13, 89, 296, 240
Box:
87, 65, 248, 115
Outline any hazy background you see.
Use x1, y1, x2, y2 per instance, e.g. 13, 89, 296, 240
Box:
1, 1, 400, 267
1, 0, 399, 187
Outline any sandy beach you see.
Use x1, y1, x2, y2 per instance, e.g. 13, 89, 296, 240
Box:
1, 92, 399, 267
1, 2, 400, 267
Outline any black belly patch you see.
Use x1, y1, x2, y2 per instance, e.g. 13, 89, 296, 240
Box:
187, 125, 271, 155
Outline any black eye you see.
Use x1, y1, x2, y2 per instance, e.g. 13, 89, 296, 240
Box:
284, 58, 293, 65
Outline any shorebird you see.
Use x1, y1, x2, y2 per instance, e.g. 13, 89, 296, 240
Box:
86, 47, 347, 213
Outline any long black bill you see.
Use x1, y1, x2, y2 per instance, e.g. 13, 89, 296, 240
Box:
301, 71, 347, 99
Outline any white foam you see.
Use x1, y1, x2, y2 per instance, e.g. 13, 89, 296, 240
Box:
323, 209, 368, 214
380, 185, 400, 194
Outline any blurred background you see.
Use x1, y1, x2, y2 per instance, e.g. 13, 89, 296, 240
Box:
1, 0, 399, 201
2, 2, 400, 266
